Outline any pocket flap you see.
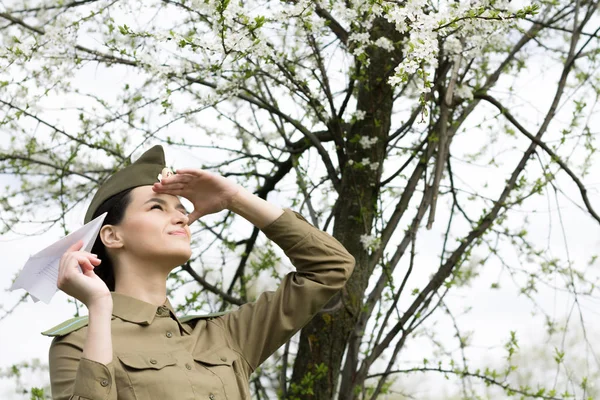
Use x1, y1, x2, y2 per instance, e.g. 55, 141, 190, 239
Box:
118, 353, 177, 370
193, 347, 236, 366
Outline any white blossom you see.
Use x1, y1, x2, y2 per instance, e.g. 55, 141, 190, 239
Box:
332, 2, 358, 21
353, 110, 366, 121
374, 37, 395, 52
444, 37, 463, 55
359, 136, 378, 149
454, 85, 474, 100
386, 0, 521, 89
157, 167, 174, 183
353, 46, 367, 58
360, 234, 380, 252
348, 32, 370, 44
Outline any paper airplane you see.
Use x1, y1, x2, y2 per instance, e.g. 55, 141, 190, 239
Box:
9, 212, 107, 303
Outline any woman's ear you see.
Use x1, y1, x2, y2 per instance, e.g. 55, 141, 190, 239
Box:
100, 225, 124, 249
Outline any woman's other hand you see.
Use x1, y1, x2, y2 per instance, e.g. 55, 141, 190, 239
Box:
57, 240, 109, 307
152, 168, 242, 224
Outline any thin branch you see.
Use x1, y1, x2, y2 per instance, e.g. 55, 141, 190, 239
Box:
380, 137, 427, 187
366, 367, 563, 400
386, 106, 423, 143
371, 227, 417, 362
358, 3, 590, 376
337, 63, 360, 120
181, 261, 244, 306
280, 339, 291, 398
9, 0, 99, 13
185, 76, 342, 192
313, 3, 348, 45
0, 11, 136, 66
476, 94, 600, 224
427, 59, 453, 229
0, 154, 99, 182
0, 99, 125, 160
0, 293, 29, 322
224, 227, 259, 301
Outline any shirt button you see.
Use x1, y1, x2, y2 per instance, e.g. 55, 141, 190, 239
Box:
209, 394, 215, 400
185, 363, 192, 370
149, 358, 157, 364
166, 331, 173, 338
100, 379, 109, 387
220, 356, 227, 362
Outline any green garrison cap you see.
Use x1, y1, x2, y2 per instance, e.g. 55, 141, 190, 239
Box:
84, 145, 167, 224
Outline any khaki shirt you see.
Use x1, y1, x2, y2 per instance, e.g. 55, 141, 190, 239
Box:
43, 208, 355, 400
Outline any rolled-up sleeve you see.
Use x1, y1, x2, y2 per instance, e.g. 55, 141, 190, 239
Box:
49, 336, 117, 400
220, 208, 355, 373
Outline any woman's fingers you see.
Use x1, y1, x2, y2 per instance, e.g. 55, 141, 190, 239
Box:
174, 168, 205, 176
154, 183, 186, 191
154, 185, 196, 198
161, 173, 196, 185
66, 253, 100, 274
187, 209, 204, 225
152, 186, 185, 197
66, 239, 84, 253
57, 248, 110, 305
82, 260, 100, 277
90, 256, 102, 266
81, 259, 94, 272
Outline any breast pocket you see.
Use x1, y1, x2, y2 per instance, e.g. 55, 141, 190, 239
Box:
116, 352, 179, 400
193, 347, 250, 399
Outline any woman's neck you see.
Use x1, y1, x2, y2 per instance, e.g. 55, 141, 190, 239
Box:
112, 257, 172, 306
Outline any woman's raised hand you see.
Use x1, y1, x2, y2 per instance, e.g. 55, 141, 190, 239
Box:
152, 168, 242, 224
57, 240, 110, 307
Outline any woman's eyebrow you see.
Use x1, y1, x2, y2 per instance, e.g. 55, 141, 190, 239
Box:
144, 197, 188, 212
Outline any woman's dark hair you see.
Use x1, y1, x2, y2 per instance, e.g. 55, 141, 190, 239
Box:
90, 187, 135, 291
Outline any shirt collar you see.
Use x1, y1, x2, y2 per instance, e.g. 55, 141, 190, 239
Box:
110, 292, 192, 335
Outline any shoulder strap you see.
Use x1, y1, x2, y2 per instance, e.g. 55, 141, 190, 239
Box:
180, 311, 228, 323
42, 312, 228, 336
41, 316, 90, 337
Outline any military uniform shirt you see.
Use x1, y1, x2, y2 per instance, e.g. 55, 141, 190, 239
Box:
44, 208, 355, 400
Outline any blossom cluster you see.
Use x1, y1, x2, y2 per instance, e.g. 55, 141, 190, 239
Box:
359, 136, 378, 149
348, 158, 380, 171
0, 0, 535, 148
360, 233, 380, 252
324, 0, 534, 93
383, 0, 531, 89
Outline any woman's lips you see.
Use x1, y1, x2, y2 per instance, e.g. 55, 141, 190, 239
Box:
169, 230, 188, 237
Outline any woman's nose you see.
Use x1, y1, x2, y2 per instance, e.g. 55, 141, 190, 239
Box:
172, 211, 189, 225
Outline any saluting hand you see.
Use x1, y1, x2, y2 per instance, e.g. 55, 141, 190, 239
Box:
57, 240, 109, 307
152, 168, 242, 224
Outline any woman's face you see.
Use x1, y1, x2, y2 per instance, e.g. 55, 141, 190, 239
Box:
112, 185, 192, 267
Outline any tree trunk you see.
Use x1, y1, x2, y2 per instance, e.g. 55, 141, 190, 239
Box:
288, 19, 400, 400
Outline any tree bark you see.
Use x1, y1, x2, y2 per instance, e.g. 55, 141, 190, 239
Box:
288, 18, 400, 400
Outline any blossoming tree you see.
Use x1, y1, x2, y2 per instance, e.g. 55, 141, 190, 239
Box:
1, 0, 599, 398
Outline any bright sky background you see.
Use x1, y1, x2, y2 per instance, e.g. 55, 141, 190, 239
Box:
1, 4, 600, 399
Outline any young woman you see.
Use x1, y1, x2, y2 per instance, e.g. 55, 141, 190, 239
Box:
43, 145, 355, 400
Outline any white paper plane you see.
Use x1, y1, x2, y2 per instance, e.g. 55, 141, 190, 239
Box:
9, 212, 108, 303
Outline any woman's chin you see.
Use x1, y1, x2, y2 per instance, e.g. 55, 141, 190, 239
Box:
173, 250, 192, 265
161, 246, 192, 266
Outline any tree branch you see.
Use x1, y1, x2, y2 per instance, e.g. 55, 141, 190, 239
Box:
357, 6, 593, 380
181, 261, 244, 306
476, 93, 600, 225
185, 76, 342, 192
313, 3, 348, 45
367, 367, 563, 400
